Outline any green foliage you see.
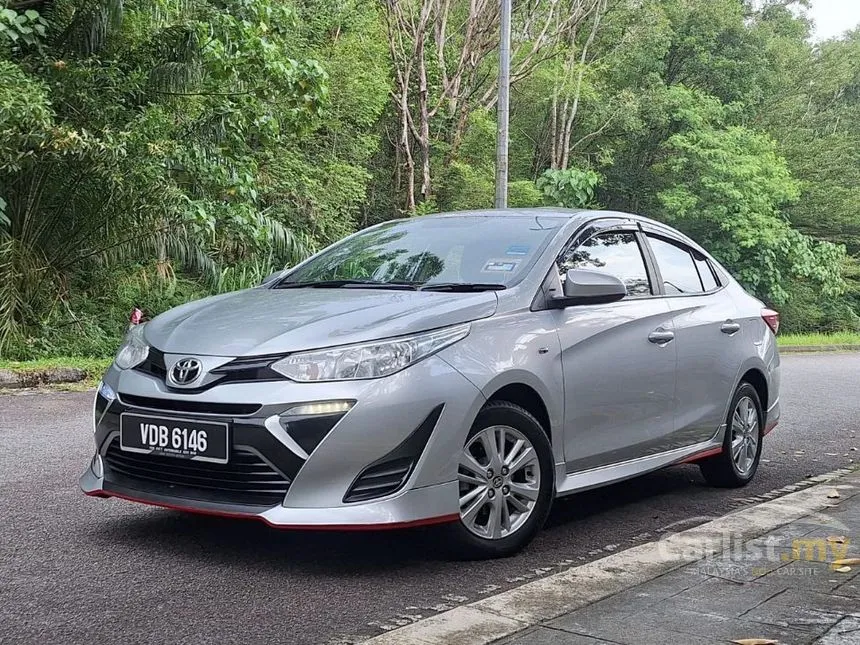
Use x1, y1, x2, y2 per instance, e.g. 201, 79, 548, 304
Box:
2, 0, 860, 357
0, 356, 113, 389
436, 110, 499, 212
536, 168, 601, 209
456, 110, 497, 170
437, 161, 493, 212
0, 61, 53, 172
0, 0, 392, 354
765, 31, 860, 256
777, 331, 860, 347
0, 6, 48, 47
208, 258, 273, 292
654, 124, 845, 304
4, 264, 210, 359
508, 181, 543, 208
777, 280, 860, 334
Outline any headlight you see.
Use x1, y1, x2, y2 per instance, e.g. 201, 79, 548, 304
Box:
271, 324, 470, 382
114, 323, 150, 370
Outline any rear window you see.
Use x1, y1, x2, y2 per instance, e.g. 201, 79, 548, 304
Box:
694, 254, 719, 291
647, 235, 704, 294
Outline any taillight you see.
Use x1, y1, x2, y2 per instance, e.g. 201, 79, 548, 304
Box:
761, 308, 779, 335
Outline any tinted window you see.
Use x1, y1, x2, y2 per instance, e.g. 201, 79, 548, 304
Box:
647, 235, 704, 294
558, 231, 651, 297
280, 216, 564, 287
694, 254, 719, 291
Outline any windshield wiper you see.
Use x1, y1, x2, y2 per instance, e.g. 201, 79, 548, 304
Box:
273, 279, 419, 290
420, 282, 507, 292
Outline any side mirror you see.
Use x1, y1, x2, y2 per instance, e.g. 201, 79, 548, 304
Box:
550, 269, 627, 308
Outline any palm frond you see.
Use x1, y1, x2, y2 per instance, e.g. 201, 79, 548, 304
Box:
148, 26, 204, 95
0, 236, 53, 353
55, 0, 124, 56
266, 216, 310, 267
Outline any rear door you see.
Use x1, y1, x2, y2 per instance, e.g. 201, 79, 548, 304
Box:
640, 228, 742, 447
553, 220, 677, 472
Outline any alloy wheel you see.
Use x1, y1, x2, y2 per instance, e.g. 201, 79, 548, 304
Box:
457, 425, 541, 539
730, 395, 759, 475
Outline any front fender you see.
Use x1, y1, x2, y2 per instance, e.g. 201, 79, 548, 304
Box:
437, 311, 565, 466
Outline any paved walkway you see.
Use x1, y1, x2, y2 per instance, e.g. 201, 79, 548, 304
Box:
497, 486, 860, 645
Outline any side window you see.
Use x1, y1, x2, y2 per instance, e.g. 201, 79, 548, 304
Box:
693, 252, 719, 291
646, 235, 704, 294
558, 231, 652, 297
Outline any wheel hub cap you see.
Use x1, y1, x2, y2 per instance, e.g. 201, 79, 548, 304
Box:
731, 395, 759, 475
457, 425, 541, 540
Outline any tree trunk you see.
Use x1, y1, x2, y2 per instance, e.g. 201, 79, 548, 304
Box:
399, 87, 416, 212
417, 32, 432, 202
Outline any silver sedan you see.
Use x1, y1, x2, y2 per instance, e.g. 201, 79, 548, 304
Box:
81, 209, 780, 558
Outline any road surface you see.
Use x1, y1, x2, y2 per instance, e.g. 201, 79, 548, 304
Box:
0, 353, 857, 644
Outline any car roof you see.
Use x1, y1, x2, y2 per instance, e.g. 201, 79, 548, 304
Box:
416, 208, 711, 254
420, 207, 666, 229
421, 207, 587, 220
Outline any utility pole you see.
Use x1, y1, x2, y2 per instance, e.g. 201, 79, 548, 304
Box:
494, 0, 512, 208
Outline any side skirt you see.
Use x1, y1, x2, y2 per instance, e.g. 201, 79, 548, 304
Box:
555, 434, 724, 497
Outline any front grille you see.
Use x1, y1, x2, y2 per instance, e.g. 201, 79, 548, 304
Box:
344, 457, 414, 503
104, 438, 290, 506
210, 354, 284, 382
134, 350, 285, 390
135, 348, 167, 379
119, 394, 261, 416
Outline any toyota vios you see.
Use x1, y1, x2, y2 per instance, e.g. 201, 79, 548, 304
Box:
81, 209, 780, 558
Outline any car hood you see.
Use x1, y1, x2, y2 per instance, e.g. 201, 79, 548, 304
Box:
143, 287, 498, 356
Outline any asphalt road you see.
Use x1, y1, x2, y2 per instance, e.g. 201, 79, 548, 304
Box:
1, 353, 858, 645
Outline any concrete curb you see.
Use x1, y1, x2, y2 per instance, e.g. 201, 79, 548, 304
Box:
0, 367, 87, 388
363, 468, 859, 645
779, 344, 860, 353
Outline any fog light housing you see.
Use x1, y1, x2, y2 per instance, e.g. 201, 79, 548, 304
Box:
281, 401, 353, 417
91, 454, 104, 478
98, 381, 116, 401
276, 400, 354, 456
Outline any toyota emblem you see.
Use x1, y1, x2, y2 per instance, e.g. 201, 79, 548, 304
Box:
170, 357, 202, 385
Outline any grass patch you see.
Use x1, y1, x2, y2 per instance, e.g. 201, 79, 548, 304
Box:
0, 356, 111, 390
778, 332, 860, 347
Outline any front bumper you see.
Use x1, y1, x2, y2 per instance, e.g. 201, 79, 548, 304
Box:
81, 355, 485, 528
80, 466, 459, 529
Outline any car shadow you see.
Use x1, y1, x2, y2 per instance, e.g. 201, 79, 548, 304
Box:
85, 464, 712, 573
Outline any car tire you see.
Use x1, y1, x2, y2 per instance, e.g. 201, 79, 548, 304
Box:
699, 382, 764, 488
441, 400, 554, 560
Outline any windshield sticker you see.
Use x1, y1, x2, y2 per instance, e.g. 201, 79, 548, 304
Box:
505, 244, 530, 256
482, 259, 520, 272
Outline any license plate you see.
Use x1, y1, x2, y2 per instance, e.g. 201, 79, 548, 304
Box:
119, 413, 229, 464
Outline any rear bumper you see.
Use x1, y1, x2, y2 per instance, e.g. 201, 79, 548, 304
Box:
80, 465, 459, 529
764, 397, 780, 435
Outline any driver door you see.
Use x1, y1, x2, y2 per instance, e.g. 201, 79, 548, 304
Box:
552, 221, 677, 472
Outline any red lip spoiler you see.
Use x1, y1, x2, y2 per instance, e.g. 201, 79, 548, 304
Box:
85, 490, 459, 531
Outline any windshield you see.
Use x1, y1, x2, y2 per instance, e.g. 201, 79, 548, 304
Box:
276, 215, 564, 289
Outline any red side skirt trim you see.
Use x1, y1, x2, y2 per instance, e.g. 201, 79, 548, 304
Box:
678, 446, 723, 464
85, 490, 459, 531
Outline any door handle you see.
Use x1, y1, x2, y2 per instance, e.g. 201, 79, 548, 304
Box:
720, 321, 741, 335
648, 328, 675, 344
